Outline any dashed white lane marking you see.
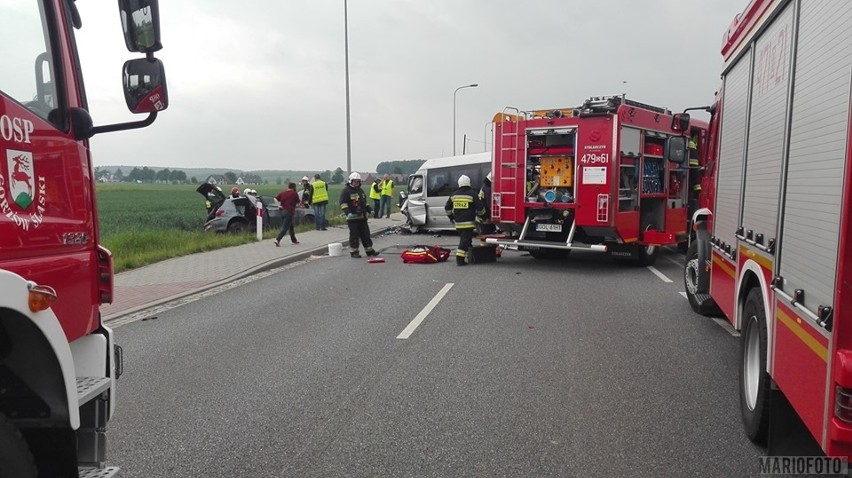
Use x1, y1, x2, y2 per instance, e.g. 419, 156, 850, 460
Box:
647, 266, 673, 283
397, 283, 455, 339
678, 291, 740, 337
664, 254, 685, 268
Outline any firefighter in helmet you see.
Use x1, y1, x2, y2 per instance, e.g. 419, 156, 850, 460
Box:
478, 171, 497, 235
340, 172, 378, 258
445, 174, 487, 266
230, 187, 240, 199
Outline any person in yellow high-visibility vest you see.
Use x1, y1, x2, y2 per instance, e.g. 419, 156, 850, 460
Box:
311, 174, 329, 230
369, 178, 382, 218
380, 174, 394, 218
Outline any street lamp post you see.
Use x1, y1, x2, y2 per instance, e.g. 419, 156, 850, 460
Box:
453, 83, 478, 155
344, 0, 352, 175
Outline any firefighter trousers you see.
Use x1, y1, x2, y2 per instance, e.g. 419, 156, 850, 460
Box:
456, 228, 475, 260
348, 219, 374, 254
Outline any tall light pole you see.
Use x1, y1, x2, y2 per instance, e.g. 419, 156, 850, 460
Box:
344, 0, 352, 175
453, 83, 478, 155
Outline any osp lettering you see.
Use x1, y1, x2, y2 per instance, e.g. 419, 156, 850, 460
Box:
0, 115, 34, 144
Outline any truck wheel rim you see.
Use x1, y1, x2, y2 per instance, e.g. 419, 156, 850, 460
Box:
744, 316, 760, 410
685, 258, 699, 294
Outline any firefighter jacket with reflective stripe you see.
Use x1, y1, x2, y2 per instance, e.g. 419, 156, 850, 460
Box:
369, 182, 382, 200
340, 184, 370, 220
445, 186, 486, 229
381, 179, 394, 196
312, 180, 329, 204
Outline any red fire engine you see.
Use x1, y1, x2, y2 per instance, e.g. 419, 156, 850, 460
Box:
680, 0, 852, 458
0, 1, 168, 476
486, 96, 709, 265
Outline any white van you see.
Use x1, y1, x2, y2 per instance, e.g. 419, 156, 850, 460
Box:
401, 152, 491, 232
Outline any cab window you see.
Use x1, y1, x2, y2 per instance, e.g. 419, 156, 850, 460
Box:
0, 1, 62, 126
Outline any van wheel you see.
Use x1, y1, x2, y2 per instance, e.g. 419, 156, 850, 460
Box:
303, 214, 315, 226
0, 415, 37, 478
740, 288, 771, 444
228, 221, 247, 234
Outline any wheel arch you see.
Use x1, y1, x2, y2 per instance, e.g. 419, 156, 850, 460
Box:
737, 260, 773, 358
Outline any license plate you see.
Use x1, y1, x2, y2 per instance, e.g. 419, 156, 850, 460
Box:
535, 223, 562, 232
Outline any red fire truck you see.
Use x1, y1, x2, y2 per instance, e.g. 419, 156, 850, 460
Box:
486, 96, 710, 265
0, 1, 168, 476
680, 0, 852, 458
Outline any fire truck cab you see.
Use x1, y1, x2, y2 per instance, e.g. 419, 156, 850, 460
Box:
0, 1, 167, 476
486, 96, 709, 265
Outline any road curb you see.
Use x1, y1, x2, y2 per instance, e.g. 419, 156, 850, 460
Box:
103, 225, 394, 323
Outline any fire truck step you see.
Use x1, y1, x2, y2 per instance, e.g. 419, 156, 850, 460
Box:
78, 466, 120, 478
76, 377, 111, 405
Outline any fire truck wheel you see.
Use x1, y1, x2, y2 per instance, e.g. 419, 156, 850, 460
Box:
0, 414, 37, 478
228, 221, 248, 234
684, 241, 713, 315
740, 288, 770, 444
637, 243, 658, 266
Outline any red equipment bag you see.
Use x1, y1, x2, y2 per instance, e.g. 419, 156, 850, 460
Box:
401, 245, 451, 264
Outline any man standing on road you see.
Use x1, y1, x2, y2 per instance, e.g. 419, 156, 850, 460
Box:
274, 182, 300, 247
311, 173, 329, 230
340, 172, 378, 258
380, 174, 394, 218
445, 174, 486, 266
369, 178, 382, 218
478, 171, 497, 235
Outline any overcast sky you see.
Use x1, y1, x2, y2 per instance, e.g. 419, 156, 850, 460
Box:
74, 0, 747, 173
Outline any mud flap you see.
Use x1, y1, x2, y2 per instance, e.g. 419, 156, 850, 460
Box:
608, 243, 639, 261
767, 388, 823, 456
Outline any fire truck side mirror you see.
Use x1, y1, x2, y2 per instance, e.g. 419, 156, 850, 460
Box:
671, 113, 690, 132
667, 136, 687, 164
119, 0, 163, 53
123, 59, 169, 114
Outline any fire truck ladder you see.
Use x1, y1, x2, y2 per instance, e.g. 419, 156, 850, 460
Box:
496, 107, 521, 221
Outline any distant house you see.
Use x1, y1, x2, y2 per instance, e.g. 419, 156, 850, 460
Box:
236, 175, 262, 185
205, 175, 228, 185
357, 172, 374, 184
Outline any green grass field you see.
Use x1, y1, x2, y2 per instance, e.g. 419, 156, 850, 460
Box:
95, 183, 355, 272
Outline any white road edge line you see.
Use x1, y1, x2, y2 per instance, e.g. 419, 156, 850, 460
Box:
397, 282, 455, 339
679, 291, 740, 337
647, 266, 673, 283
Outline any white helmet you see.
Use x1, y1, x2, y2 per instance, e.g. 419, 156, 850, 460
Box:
301, 176, 310, 181
249, 189, 258, 195
458, 174, 471, 187
243, 188, 251, 196
348, 172, 361, 182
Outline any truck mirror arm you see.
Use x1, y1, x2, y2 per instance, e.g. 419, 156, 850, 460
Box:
69, 107, 158, 140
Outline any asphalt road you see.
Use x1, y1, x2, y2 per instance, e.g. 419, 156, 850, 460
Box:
108, 235, 763, 477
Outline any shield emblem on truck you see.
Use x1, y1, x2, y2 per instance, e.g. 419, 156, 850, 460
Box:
7, 150, 35, 210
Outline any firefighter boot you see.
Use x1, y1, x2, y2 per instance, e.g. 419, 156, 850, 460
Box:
351, 250, 362, 258
366, 248, 379, 257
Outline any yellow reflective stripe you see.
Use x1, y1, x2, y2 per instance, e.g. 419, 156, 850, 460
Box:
776, 307, 828, 363
712, 253, 736, 279
739, 245, 773, 271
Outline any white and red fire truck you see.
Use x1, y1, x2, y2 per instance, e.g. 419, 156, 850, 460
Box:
485, 96, 710, 265
0, 1, 168, 476
680, 0, 852, 458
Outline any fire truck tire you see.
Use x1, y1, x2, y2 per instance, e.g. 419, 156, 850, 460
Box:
228, 221, 248, 234
0, 414, 37, 478
637, 243, 658, 266
740, 288, 770, 444
684, 241, 715, 315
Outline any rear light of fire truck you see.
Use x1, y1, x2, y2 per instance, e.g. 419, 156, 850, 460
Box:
836, 387, 852, 423
28, 284, 56, 312
97, 245, 114, 304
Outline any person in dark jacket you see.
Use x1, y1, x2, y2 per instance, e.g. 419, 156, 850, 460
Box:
445, 174, 487, 266
478, 171, 497, 235
340, 172, 378, 258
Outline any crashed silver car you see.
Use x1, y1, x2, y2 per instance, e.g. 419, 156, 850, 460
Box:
196, 184, 314, 233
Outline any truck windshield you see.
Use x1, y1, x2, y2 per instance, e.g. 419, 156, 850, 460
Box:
0, 1, 60, 125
